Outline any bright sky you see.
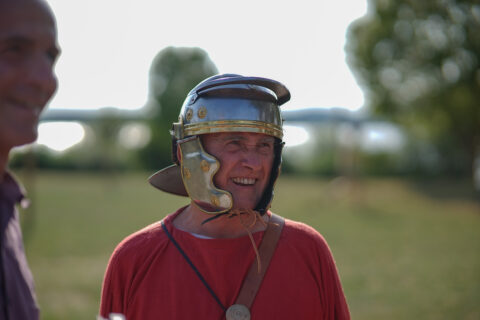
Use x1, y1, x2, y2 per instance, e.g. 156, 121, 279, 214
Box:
46, 0, 368, 112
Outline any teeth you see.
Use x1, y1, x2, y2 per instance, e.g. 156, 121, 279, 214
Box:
233, 177, 255, 185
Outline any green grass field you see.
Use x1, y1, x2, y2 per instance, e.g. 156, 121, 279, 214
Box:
14, 171, 480, 320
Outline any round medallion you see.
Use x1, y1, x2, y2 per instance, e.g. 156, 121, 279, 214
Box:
183, 167, 191, 179
226, 304, 250, 320
210, 195, 220, 207
200, 160, 210, 172
185, 108, 193, 121
198, 106, 207, 119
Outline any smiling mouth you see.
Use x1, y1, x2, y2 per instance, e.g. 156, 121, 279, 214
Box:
8, 101, 43, 116
232, 177, 256, 186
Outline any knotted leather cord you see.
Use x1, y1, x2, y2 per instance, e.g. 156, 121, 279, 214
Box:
161, 221, 227, 312
228, 209, 267, 273
203, 209, 266, 273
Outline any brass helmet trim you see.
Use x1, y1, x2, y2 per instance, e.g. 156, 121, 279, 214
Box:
183, 120, 283, 139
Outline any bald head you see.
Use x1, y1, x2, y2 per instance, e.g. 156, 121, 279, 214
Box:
0, 0, 56, 23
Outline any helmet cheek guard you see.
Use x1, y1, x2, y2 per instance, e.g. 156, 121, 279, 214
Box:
178, 136, 233, 213
149, 74, 290, 215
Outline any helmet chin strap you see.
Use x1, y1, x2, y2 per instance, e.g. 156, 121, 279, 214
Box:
254, 138, 284, 215
200, 207, 261, 225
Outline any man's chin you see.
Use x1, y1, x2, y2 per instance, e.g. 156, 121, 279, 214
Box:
12, 132, 38, 149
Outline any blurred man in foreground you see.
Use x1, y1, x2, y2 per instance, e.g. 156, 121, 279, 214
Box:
100, 74, 350, 319
0, 0, 60, 318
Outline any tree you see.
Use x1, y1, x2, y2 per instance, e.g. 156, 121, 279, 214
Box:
139, 47, 218, 169
346, 0, 480, 183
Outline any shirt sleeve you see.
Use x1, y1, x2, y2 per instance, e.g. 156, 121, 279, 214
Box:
314, 231, 350, 320
99, 247, 127, 318
99, 221, 168, 318
282, 220, 350, 320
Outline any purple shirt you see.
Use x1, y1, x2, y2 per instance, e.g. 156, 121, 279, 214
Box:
0, 172, 39, 320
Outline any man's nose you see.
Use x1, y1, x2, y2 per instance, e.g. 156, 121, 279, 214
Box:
240, 147, 263, 170
27, 54, 58, 99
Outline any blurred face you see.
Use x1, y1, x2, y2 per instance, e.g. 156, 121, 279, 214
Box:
0, 0, 59, 153
201, 132, 275, 210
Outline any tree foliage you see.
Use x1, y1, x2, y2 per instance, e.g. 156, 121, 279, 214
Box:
346, 0, 480, 179
139, 47, 218, 169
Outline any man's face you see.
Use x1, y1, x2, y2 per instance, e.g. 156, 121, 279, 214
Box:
0, 0, 59, 152
201, 132, 275, 211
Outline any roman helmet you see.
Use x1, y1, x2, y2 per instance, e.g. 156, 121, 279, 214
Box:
148, 74, 290, 216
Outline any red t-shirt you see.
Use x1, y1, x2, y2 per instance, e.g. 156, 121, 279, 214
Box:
100, 208, 350, 319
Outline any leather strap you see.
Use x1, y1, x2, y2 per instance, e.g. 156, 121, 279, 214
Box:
235, 213, 285, 309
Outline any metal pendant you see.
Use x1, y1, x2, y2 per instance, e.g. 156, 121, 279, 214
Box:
226, 304, 250, 320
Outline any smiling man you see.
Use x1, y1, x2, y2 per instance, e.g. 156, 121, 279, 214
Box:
100, 74, 350, 320
0, 0, 60, 319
